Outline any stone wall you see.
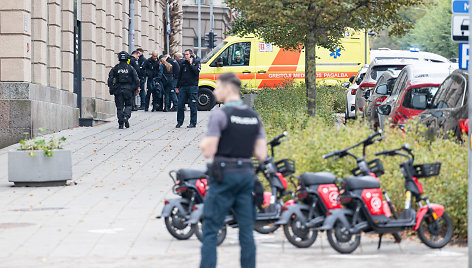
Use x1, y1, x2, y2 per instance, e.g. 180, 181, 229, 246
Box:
0, 82, 78, 148
0, 0, 169, 148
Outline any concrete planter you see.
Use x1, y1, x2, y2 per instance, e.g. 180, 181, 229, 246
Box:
242, 94, 258, 109
8, 150, 72, 186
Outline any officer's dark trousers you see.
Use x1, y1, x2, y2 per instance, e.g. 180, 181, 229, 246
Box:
114, 90, 133, 124
163, 79, 178, 109
145, 78, 158, 109
139, 78, 146, 107
200, 168, 256, 268
177, 86, 198, 125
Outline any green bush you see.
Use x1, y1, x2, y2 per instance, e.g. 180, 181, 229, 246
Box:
255, 85, 468, 240
254, 82, 346, 130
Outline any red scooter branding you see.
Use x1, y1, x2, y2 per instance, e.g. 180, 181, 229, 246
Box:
195, 178, 208, 197
318, 184, 342, 209
361, 188, 384, 215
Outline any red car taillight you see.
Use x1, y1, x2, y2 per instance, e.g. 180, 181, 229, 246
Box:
374, 96, 387, 106
459, 119, 469, 133
351, 88, 357, 95
359, 82, 375, 91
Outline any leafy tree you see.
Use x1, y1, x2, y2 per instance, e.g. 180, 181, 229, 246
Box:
226, 0, 421, 115
397, 0, 457, 58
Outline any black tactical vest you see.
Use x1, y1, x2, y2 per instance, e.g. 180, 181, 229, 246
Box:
215, 106, 261, 159
116, 62, 133, 83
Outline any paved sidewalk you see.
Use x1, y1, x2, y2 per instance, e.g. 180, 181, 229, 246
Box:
0, 111, 467, 268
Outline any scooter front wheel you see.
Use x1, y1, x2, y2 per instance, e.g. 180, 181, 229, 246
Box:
164, 205, 195, 240
326, 217, 361, 254
193, 222, 227, 246
283, 215, 318, 248
418, 211, 453, 248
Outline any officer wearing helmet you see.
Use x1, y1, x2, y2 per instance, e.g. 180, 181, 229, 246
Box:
107, 51, 139, 129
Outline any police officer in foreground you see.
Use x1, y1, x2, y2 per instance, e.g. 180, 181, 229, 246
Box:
199, 73, 267, 268
107, 51, 139, 129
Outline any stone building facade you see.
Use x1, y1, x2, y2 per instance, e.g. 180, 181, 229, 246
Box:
182, 0, 232, 58
0, 0, 170, 148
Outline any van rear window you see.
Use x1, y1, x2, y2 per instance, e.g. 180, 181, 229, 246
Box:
371, 65, 406, 80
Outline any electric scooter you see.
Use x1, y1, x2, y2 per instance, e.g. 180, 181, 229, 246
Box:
276, 132, 397, 248
320, 143, 453, 253
189, 132, 297, 244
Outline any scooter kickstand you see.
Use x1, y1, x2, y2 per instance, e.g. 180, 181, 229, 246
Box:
377, 234, 383, 250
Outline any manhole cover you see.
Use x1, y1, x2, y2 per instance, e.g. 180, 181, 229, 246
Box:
10, 207, 65, 212
0, 223, 35, 229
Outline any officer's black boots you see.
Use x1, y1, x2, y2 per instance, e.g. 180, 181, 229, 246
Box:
119, 123, 124, 129
175, 123, 182, 128
124, 118, 130, 128
151, 105, 156, 112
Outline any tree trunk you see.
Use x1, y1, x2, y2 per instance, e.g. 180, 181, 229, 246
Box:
305, 30, 317, 116
169, 0, 183, 56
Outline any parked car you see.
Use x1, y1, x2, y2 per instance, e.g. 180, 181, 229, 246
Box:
355, 58, 418, 118
377, 63, 456, 130
363, 69, 401, 127
345, 64, 369, 120
418, 69, 468, 140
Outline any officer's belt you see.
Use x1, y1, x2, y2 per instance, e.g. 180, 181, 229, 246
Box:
213, 156, 253, 168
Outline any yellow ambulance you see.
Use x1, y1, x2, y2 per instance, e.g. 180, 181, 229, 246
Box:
197, 29, 369, 110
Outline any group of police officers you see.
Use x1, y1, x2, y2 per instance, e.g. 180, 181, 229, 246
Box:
107, 49, 201, 129
109, 50, 266, 268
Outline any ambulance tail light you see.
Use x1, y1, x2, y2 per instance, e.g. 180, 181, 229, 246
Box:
351, 88, 357, 95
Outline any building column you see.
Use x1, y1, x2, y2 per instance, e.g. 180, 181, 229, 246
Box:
105, 0, 115, 87
81, 0, 97, 118
47, 0, 62, 89
31, 0, 48, 85
141, 0, 149, 55
61, 0, 74, 92
114, 0, 123, 53
134, 0, 142, 50
148, 0, 156, 51
122, 0, 129, 52
96, 0, 106, 100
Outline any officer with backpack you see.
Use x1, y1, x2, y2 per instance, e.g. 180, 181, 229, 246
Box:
107, 51, 139, 129
199, 72, 267, 268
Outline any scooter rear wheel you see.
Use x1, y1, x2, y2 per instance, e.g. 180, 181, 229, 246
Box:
418, 211, 453, 248
326, 216, 361, 254
164, 205, 195, 240
283, 215, 318, 248
193, 222, 227, 246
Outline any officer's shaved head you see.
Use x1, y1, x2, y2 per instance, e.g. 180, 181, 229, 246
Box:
151, 50, 159, 61
217, 73, 241, 94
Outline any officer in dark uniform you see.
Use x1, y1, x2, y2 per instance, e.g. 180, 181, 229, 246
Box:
136, 48, 147, 109
129, 51, 142, 111
199, 72, 267, 268
107, 51, 139, 129
176, 49, 201, 128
